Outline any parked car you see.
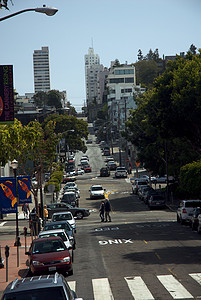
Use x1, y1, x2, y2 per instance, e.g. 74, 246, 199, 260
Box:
80, 160, 89, 169
25, 236, 73, 276
132, 179, 148, 194
104, 156, 114, 163
38, 229, 74, 261
100, 167, 110, 177
138, 185, 154, 201
86, 139, 92, 144
83, 165, 92, 173
62, 175, 76, 183
52, 212, 76, 232
115, 166, 127, 178
47, 202, 90, 220
143, 189, 159, 204
89, 185, 105, 199
64, 182, 78, 189
43, 220, 75, 249
80, 155, 89, 161
148, 194, 166, 209
62, 191, 78, 207
1, 273, 83, 300
107, 161, 117, 170
177, 200, 201, 224
189, 207, 201, 231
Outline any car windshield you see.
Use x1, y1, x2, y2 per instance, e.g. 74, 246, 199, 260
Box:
3, 287, 66, 300
39, 232, 67, 242
52, 214, 72, 221
44, 223, 71, 231
92, 186, 103, 191
152, 195, 165, 201
33, 240, 66, 254
63, 194, 76, 201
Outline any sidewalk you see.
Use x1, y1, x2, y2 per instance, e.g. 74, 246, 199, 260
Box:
0, 236, 32, 296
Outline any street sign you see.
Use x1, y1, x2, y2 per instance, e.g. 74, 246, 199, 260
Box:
47, 184, 55, 193
135, 161, 140, 167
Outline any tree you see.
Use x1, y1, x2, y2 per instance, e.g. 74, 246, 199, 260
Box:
33, 91, 48, 108
43, 114, 89, 153
0, 119, 59, 213
137, 49, 143, 61
0, 0, 11, 10
47, 90, 62, 109
134, 60, 159, 87
124, 51, 201, 176
189, 44, 197, 55
112, 59, 121, 67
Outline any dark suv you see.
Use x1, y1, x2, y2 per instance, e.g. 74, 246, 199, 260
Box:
1, 272, 83, 300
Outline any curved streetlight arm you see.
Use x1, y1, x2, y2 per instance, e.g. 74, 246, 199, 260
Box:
0, 7, 58, 22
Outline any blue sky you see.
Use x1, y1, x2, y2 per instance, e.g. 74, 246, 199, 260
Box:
1, 0, 201, 112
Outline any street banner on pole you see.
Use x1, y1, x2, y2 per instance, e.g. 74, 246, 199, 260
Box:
17, 175, 32, 204
0, 177, 17, 213
0, 65, 14, 124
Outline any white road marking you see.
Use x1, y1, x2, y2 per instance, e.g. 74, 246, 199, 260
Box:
0, 221, 7, 226
189, 272, 201, 285
68, 281, 76, 292
125, 276, 154, 300
157, 275, 194, 299
92, 278, 114, 300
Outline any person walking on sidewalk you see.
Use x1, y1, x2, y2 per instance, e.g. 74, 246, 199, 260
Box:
99, 200, 105, 222
43, 205, 48, 226
22, 203, 30, 219
105, 198, 111, 222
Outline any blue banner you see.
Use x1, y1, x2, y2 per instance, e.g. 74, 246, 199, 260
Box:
0, 177, 17, 213
17, 175, 32, 204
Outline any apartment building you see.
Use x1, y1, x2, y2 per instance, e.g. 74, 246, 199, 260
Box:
33, 46, 51, 93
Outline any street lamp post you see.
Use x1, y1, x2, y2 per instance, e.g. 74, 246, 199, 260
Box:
0, 5, 58, 22
11, 159, 21, 247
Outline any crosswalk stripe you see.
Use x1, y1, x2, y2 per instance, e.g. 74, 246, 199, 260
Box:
92, 278, 114, 300
67, 281, 76, 292
125, 276, 154, 300
189, 273, 201, 285
157, 275, 194, 299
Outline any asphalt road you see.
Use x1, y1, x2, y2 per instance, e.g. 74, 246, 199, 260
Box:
67, 133, 201, 299
1, 129, 201, 299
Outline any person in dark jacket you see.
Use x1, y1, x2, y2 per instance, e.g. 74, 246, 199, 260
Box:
104, 198, 111, 222
99, 201, 105, 222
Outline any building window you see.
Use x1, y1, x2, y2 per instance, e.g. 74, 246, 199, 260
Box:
125, 78, 134, 83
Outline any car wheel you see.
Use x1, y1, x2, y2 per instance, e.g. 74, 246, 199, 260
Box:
68, 269, 73, 276
75, 211, 84, 219
180, 217, 185, 225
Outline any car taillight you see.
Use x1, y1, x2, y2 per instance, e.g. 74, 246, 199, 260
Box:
182, 208, 187, 213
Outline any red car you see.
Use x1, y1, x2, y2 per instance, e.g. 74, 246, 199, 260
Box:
26, 236, 73, 276
83, 165, 92, 173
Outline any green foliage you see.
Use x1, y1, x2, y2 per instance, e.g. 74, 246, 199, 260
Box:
134, 60, 159, 87
43, 114, 88, 153
33, 90, 62, 109
179, 160, 201, 198
125, 52, 201, 178
44, 169, 63, 193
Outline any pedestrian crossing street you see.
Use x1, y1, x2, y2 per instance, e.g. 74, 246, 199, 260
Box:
67, 273, 201, 299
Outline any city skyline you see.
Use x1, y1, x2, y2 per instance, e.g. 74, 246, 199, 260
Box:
0, 0, 201, 112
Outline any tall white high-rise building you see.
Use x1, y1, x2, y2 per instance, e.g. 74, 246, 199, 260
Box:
33, 46, 50, 93
84, 47, 100, 104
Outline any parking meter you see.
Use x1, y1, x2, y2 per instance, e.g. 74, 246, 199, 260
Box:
24, 227, 27, 236
5, 245, 9, 258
